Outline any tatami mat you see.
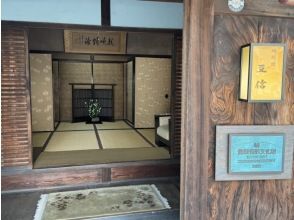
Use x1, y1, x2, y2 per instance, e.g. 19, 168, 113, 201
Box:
137, 129, 157, 146
57, 122, 94, 131
45, 131, 98, 152
34, 148, 170, 168
96, 121, 131, 130
32, 132, 51, 147
99, 130, 152, 149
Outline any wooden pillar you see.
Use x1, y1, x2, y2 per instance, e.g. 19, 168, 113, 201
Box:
101, 0, 111, 26
180, 0, 214, 219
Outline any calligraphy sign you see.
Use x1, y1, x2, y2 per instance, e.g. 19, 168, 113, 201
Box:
239, 43, 287, 102
64, 30, 127, 54
229, 134, 284, 174
250, 44, 286, 101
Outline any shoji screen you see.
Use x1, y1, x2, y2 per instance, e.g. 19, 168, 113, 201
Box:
134, 57, 171, 128
30, 54, 54, 131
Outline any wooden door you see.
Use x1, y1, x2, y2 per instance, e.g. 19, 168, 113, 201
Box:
30, 53, 54, 132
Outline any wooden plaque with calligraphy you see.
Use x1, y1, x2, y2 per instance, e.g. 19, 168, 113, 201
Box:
64, 30, 127, 54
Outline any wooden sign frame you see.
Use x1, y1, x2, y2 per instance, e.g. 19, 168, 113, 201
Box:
64, 30, 127, 54
215, 125, 294, 181
239, 43, 287, 102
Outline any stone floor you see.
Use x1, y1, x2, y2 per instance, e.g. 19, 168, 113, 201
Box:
1, 181, 180, 220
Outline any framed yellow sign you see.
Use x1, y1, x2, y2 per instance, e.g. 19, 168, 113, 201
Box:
239, 43, 287, 102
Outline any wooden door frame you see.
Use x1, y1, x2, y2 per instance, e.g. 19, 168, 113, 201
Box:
180, 0, 214, 219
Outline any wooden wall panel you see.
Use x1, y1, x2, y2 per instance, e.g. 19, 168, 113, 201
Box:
208, 15, 293, 220
2, 169, 102, 190
111, 164, 180, 181
28, 28, 173, 56
28, 28, 64, 52
127, 32, 173, 55
250, 17, 294, 220
208, 15, 258, 220
1, 27, 32, 167
215, 0, 294, 18
2, 161, 180, 191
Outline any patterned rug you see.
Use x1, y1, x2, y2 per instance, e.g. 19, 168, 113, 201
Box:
34, 184, 170, 220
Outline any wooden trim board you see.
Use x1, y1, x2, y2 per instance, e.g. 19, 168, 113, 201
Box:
180, 0, 214, 220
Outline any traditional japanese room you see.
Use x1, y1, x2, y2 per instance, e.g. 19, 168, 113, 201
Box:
30, 29, 177, 168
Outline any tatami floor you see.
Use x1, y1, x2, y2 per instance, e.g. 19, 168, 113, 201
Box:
33, 121, 170, 168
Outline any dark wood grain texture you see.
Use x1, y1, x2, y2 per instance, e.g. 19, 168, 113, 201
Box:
208, 15, 258, 220
181, 0, 214, 219
101, 168, 111, 182
2, 161, 180, 191
207, 14, 294, 220
2, 170, 102, 190
1, 27, 32, 168
111, 164, 180, 181
28, 27, 174, 56
170, 33, 182, 158
215, 0, 294, 18
250, 17, 294, 220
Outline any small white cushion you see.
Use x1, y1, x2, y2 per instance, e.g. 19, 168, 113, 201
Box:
157, 124, 169, 141
159, 116, 170, 126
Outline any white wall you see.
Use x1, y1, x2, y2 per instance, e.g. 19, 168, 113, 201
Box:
2, 0, 183, 29
111, 0, 183, 29
1, 0, 101, 25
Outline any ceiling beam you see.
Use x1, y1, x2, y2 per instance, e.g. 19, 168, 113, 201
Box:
101, 0, 110, 26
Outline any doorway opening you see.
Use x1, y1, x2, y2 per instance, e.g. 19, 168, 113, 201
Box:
29, 27, 182, 169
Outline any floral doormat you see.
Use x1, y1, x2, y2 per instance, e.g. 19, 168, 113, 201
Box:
34, 184, 170, 220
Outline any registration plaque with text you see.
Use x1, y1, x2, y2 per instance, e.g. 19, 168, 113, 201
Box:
229, 134, 285, 174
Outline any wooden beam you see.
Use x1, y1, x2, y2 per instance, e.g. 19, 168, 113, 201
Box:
101, 0, 111, 26
215, 0, 294, 18
2, 160, 180, 191
180, 0, 214, 219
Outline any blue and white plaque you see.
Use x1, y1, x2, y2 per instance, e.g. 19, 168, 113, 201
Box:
229, 134, 285, 174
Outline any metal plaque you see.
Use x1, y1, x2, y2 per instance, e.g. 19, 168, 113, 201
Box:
229, 133, 285, 174
215, 125, 293, 181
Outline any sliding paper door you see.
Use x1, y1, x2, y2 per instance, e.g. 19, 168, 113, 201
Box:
30, 53, 54, 131
134, 57, 171, 128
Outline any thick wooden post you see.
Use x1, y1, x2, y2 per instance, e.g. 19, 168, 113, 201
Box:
181, 0, 214, 219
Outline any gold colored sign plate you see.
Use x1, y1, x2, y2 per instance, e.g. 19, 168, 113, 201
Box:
64, 30, 127, 54
250, 44, 285, 101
